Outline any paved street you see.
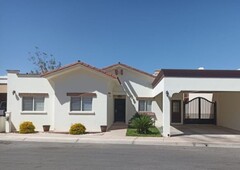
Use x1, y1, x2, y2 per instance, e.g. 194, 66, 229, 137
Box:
0, 141, 239, 170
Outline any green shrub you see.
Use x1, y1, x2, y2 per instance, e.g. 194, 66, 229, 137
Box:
19, 121, 35, 134
128, 113, 141, 128
69, 123, 86, 135
130, 114, 154, 134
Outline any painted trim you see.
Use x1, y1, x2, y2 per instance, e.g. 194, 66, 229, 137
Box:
152, 69, 240, 87
21, 111, 47, 115
102, 63, 155, 78
41, 61, 117, 79
18, 74, 41, 78
136, 97, 154, 100
69, 111, 95, 115
67, 92, 97, 97
19, 93, 49, 97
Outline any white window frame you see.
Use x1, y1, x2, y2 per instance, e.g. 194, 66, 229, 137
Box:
70, 96, 93, 113
22, 96, 45, 113
138, 100, 152, 112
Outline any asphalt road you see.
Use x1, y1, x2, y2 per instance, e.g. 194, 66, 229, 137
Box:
0, 141, 239, 170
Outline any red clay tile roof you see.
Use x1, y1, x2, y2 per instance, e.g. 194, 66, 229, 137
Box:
41, 61, 117, 79
102, 62, 156, 78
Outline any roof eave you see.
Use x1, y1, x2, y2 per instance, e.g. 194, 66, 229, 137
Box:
152, 69, 240, 88
103, 63, 156, 78
41, 62, 118, 80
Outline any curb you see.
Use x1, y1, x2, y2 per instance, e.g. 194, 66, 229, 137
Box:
1, 136, 240, 148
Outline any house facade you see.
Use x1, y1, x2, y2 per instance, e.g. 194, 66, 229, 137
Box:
6, 61, 240, 137
0, 76, 7, 132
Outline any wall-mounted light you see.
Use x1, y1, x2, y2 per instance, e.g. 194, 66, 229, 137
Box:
108, 92, 111, 97
166, 90, 169, 97
12, 90, 16, 95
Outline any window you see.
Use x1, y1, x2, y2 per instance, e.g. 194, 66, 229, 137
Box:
172, 101, 180, 112
22, 97, 45, 111
70, 96, 93, 111
139, 100, 152, 112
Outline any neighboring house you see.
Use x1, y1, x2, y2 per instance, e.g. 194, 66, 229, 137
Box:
5, 62, 240, 137
0, 76, 7, 132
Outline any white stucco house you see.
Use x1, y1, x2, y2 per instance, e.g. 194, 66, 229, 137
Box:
5, 61, 240, 137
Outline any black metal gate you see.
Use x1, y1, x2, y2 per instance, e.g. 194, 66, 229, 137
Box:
184, 97, 216, 124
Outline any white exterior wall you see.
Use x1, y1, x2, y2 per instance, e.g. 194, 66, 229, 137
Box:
152, 93, 163, 127
51, 68, 113, 132
7, 73, 54, 131
107, 83, 115, 129
106, 67, 159, 124
108, 67, 154, 97
107, 95, 114, 129
7, 67, 117, 132
125, 96, 137, 122
152, 79, 170, 136
162, 77, 240, 94
9, 64, 240, 136
153, 77, 240, 136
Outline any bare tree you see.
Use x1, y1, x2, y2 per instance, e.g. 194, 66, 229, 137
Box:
28, 47, 61, 74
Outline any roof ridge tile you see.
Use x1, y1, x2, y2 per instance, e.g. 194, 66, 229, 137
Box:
41, 61, 117, 79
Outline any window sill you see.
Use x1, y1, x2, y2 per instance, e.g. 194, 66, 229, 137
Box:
21, 111, 47, 115
69, 111, 95, 115
138, 111, 153, 113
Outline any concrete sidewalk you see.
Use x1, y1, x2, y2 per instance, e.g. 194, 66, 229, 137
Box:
1, 131, 240, 148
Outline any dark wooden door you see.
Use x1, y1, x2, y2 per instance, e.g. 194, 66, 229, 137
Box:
171, 100, 181, 123
114, 99, 126, 122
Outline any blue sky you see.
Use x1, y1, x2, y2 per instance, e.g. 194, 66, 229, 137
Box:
1, 0, 240, 75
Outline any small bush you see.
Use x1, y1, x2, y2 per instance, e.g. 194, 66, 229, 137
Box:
130, 114, 154, 134
69, 123, 86, 135
19, 121, 35, 134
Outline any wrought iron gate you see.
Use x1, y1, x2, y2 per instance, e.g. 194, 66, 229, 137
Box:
184, 97, 216, 124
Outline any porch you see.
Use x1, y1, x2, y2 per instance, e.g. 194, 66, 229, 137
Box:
152, 69, 240, 137
168, 124, 240, 145
171, 124, 240, 136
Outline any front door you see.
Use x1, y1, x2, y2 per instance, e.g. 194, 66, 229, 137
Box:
114, 99, 126, 122
171, 100, 181, 123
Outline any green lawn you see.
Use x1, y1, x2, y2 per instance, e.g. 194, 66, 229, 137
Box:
126, 126, 161, 137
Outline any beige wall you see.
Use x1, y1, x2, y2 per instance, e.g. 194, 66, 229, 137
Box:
0, 84, 7, 93
215, 92, 240, 131
0, 117, 5, 132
